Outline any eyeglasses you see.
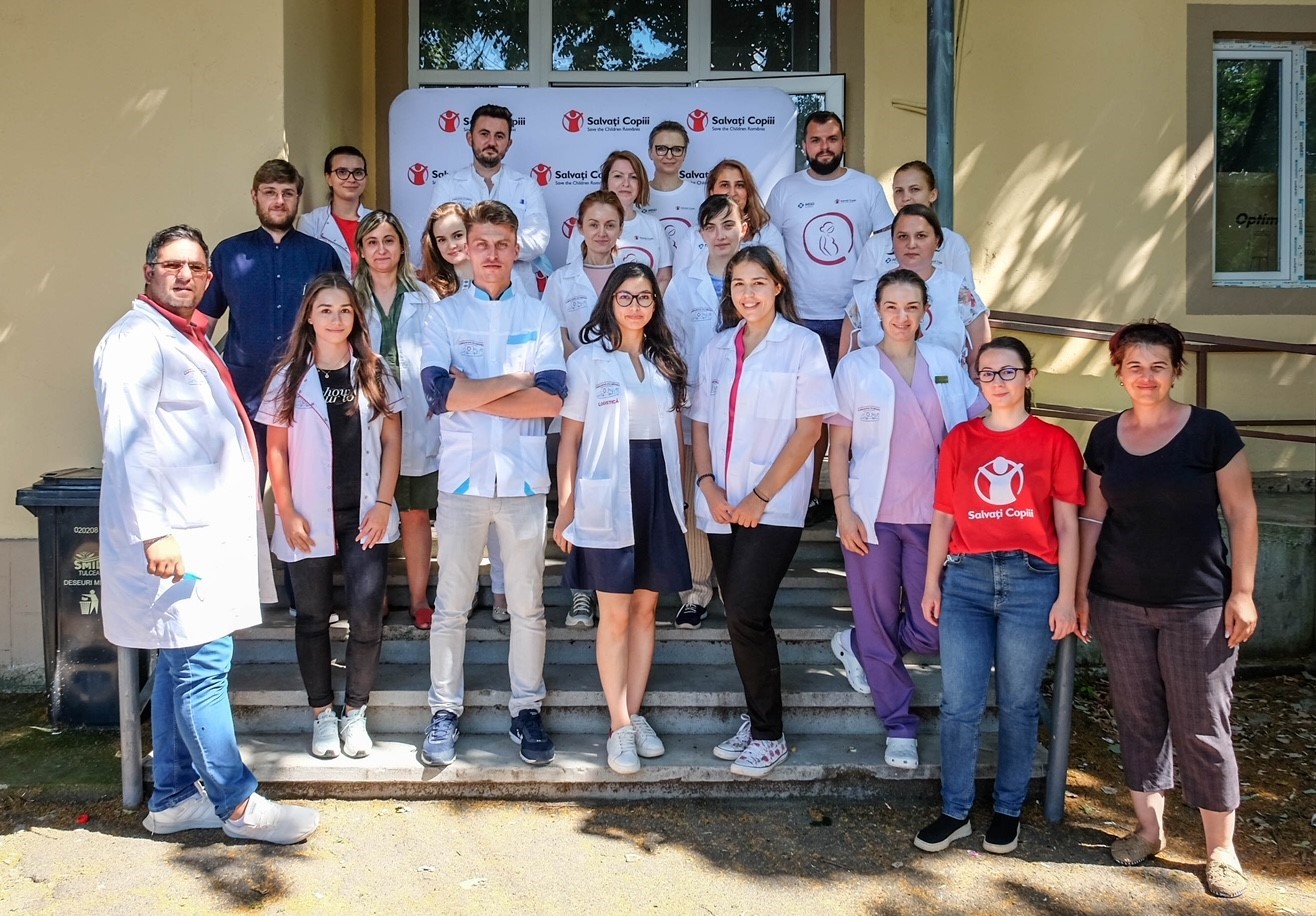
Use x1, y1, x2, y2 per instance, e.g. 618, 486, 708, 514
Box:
652, 145, 686, 158
332, 168, 367, 180
976, 367, 1023, 383
150, 260, 210, 274
614, 291, 655, 309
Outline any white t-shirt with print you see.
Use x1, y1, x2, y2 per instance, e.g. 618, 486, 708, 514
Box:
565, 211, 674, 271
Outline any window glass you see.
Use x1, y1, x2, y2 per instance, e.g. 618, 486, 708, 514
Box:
1306, 51, 1314, 278
790, 92, 825, 171
710, 0, 820, 72
418, 0, 530, 71
552, 1, 687, 72
1215, 57, 1282, 273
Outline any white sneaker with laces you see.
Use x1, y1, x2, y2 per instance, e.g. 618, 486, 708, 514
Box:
831, 628, 871, 695
729, 736, 789, 778
606, 725, 641, 775
630, 714, 665, 758
222, 793, 319, 845
339, 706, 372, 758
712, 714, 753, 761
142, 784, 223, 834
310, 708, 340, 759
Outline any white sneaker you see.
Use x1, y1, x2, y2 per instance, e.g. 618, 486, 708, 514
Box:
606, 725, 641, 775
729, 737, 789, 778
223, 793, 319, 845
142, 784, 223, 834
885, 736, 919, 770
310, 708, 340, 759
831, 628, 871, 695
712, 714, 753, 761
491, 596, 510, 623
630, 714, 665, 758
339, 706, 372, 758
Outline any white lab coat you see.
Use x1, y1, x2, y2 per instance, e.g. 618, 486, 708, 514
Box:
689, 315, 839, 533
366, 287, 443, 476
831, 343, 981, 545
848, 267, 988, 360
852, 225, 975, 292
671, 222, 787, 274
255, 357, 403, 562
565, 211, 673, 271
560, 343, 686, 549
664, 259, 723, 380
421, 285, 566, 498
542, 259, 605, 350
93, 299, 273, 649
425, 165, 550, 295
299, 203, 371, 274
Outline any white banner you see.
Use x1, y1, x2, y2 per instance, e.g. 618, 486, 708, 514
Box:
389, 86, 798, 277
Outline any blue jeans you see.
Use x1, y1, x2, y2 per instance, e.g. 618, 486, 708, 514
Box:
149, 636, 258, 820
938, 551, 1058, 819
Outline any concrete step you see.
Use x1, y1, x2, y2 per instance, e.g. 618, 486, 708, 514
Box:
231, 730, 1038, 800
227, 661, 987, 737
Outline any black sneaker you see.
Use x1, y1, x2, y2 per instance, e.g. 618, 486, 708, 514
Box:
674, 603, 708, 629
982, 812, 1020, 854
509, 709, 556, 766
913, 813, 972, 853
804, 496, 834, 527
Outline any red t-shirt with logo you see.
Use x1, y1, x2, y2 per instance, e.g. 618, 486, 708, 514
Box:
933, 415, 1085, 564
332, 215, 360, 270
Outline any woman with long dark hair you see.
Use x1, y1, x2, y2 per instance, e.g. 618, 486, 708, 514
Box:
553, 263, 690, 774
690, 246, 837, 777
257, 273, 402, 760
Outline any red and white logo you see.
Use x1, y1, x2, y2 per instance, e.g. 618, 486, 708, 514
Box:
974, 457, 1025, 506
562, 109, 585, 132
407, 163, 429, 186
687, 109, 709, 132
536, 269, 550, 294
438, 110, 461, 133
561, 216, 578, 239
802, 212, 856, 266
531, 163, 553, 187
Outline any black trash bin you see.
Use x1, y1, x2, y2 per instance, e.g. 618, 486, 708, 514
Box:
15, 468, 143, 728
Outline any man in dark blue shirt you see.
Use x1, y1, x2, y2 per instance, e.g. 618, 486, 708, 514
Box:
198, 159, 342, 423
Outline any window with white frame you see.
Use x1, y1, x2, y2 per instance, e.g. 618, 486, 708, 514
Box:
1214, 42, 1313, 287
412, 0, 828, 85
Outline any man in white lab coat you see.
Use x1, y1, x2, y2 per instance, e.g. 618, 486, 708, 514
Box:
426, 103, 550, 295
94, 225, 319, 845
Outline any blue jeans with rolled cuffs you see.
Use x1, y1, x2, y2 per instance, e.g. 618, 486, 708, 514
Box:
937, 550, 1059, 820
149, 636, 259, 820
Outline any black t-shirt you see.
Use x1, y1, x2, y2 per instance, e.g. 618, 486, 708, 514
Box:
1084, 406, 1244, 608
320, 364, 362, 512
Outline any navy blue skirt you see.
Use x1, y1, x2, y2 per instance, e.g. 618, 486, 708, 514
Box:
564, 439, 692, 595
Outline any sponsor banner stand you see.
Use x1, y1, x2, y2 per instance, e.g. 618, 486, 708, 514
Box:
390, 87, 798, 270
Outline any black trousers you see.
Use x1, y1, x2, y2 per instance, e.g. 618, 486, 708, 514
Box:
288, 508, 388, 709
707, 523, 802, 741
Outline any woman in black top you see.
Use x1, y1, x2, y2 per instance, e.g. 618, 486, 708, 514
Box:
1075, 320, 1258, 900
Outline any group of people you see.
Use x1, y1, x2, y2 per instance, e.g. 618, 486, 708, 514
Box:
92, 102, 1260, 899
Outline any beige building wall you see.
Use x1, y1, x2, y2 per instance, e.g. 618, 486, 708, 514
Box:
0, 1, 372, 679
861, 0, 1316, 472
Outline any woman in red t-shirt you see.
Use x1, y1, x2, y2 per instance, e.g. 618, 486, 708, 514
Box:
913, 337, 1084, 857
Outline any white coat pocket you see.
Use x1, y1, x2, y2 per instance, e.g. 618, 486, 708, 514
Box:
158, 463, 220, 529
521, 434, 550, 492
437, 431, 473, 493
572, 478, 615, 533
753, 371, 795, 419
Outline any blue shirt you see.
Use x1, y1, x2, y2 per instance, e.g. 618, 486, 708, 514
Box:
199, 227, 341, 411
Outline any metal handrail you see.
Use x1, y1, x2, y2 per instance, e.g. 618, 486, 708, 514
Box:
991, 310, 1316, 444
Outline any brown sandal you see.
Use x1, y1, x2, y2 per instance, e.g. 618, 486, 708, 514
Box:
1110, 832, 1166, 866
1205, 856, 1247, 898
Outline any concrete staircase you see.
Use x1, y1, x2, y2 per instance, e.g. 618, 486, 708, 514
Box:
228, 526, 1030, 800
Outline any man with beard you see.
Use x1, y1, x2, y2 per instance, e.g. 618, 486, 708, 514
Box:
766, 111, 895, 525
198, 159, 342, 482
425, 104, 549, 296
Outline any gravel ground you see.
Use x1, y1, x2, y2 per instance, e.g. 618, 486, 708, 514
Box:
0, 669, 1312, 914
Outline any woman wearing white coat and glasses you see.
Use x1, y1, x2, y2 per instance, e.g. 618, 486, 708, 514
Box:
300, 145, 371, 274
553, 263, 691, 775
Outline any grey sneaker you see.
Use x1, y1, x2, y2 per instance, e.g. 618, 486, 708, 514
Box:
421, 711, 460, 766
712, 714, 753, 761
566, 590, 595, 628
310, 708, 340, 759
339, 706, 372, 759
142, 784, 223, 835
630, 714, 665, 758
491, 594, 510, 623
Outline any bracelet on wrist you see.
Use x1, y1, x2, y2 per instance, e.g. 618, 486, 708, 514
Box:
752, 486, 770, 503
376, 499, 392, 507
832, 492, 849, 500
695, 473, 715, 487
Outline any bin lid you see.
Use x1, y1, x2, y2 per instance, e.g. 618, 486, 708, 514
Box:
15, 467, 102, 510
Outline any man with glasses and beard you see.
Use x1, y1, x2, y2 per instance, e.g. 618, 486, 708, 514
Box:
425, 104, 550, 297
766, 111, 896, 526
197, 159, 342, 482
